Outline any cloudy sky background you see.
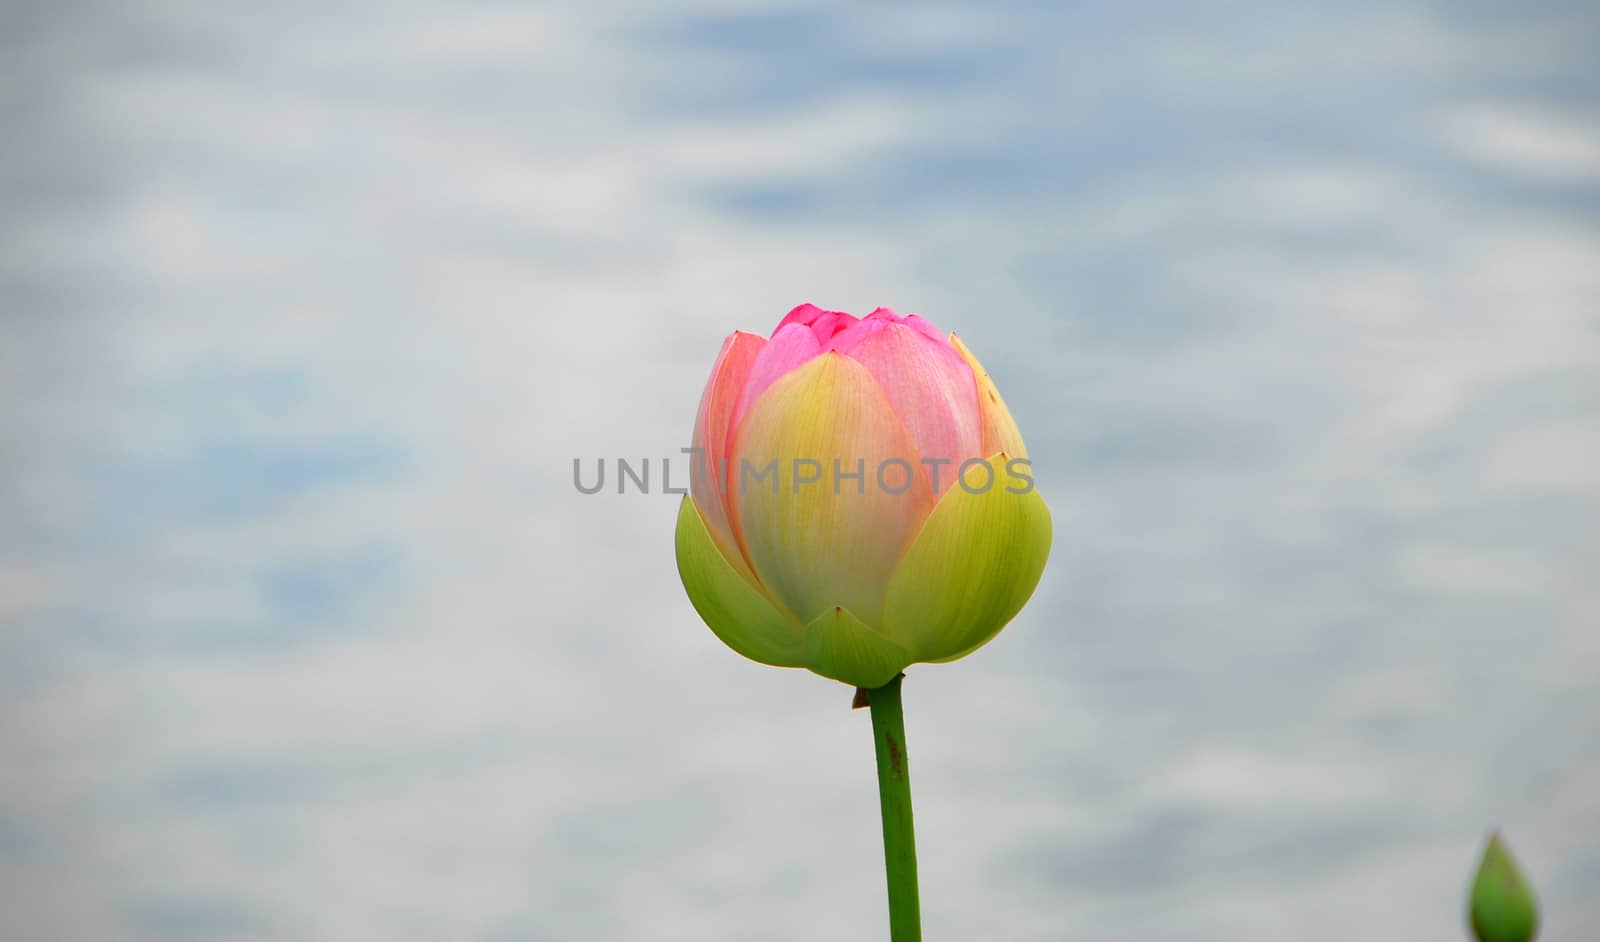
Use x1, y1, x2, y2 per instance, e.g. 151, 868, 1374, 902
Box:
4, 1, 1598, 939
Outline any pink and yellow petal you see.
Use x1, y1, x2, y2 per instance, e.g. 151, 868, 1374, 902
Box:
881, 454, 1052, 663
832, 318, 982, 495
691, 331, 767, 571
730, 352, 933, 627
730, 323, 831, 433
950, 333, 1028, 459
675, 496, 806, 667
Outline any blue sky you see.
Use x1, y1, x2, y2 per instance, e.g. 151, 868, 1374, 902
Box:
3, 1, 1598, 940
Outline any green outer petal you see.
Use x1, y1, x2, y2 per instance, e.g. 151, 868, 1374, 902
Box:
882, 454, 1052, 662
675, 496, 806, 667
804, 606, 914, 688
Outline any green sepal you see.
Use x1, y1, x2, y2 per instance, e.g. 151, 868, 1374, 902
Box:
674, 496, 806, 667
804, 606, 913, 689
882, 454, 1052, 662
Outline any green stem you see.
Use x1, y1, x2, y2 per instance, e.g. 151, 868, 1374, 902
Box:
865, 673, 921, 941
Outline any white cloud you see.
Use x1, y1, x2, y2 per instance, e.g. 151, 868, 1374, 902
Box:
1441, 103, 1600, 183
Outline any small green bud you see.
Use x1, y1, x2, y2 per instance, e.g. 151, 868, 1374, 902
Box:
1469, 831, 1539, 942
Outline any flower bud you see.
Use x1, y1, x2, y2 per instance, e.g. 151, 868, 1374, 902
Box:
1470, 831, 1540, 942
676, 305, 1052, 687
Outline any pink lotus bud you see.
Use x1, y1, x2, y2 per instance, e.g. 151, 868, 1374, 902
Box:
675, 305, 1052, 688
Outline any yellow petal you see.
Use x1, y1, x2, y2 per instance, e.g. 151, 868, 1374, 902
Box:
675, 496, 806, 667
950, 333, 1028, 459
882, 454, 1051, 662
729, 352, 933, 627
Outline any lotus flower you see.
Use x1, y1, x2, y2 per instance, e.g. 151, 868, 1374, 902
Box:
675, 304, 1052, 688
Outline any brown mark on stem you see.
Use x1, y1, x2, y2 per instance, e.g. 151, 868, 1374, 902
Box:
885, 731, 903, 776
